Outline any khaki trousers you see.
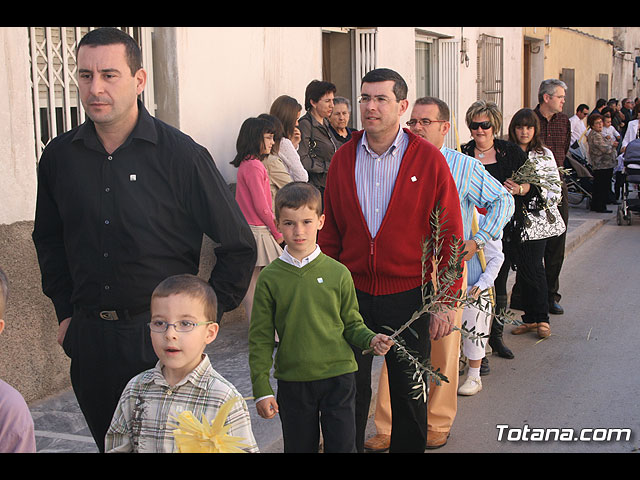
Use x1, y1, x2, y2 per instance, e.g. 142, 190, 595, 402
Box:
373, 264, 467, 435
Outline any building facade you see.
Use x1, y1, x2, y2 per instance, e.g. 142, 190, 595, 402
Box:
0, 26, 636, 402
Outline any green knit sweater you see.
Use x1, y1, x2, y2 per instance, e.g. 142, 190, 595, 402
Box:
248, 253, 377, 399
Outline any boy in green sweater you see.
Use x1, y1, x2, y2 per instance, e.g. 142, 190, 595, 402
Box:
248, 182, 393, 453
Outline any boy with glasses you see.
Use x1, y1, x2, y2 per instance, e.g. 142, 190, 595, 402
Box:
105, 274, 258, 452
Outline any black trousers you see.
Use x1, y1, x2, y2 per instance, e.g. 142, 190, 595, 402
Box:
62, 307, 157, 452
544, 181, 569, 303
353, 287, 429, 453
277, 373, 357, 453
515, 239, 549, 324
591, 168, 614, 212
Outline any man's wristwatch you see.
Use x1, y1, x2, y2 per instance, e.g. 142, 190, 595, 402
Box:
473, 237, 485, 251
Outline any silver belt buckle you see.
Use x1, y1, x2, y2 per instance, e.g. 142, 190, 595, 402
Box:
99, 310, 119, 321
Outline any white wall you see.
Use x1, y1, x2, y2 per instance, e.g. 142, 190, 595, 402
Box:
174, 27, 322, 183
0, 28, 37, 224
376, 27, 419, 127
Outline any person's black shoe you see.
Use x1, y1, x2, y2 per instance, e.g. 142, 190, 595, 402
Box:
488, 335, 515, 359
480, 357, 490, 376
549, 301, 564, 315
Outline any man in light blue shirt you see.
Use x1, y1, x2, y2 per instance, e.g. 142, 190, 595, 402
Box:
408, 96, 514, 447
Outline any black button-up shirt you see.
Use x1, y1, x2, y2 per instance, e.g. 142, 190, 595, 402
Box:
32, 101, 257, 322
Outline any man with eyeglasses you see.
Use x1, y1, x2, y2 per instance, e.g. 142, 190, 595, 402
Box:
364, 96, 514, 451
319, 69, 464, 453
520, 79, 571, 316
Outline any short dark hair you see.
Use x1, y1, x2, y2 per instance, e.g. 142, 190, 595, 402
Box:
0, 267, 8, 318
151, 274, 218, 324
78, 27, 142, 76
577, 104, 589, 113
230, 117, 276, 167
258, 113, 284, 154
361, 68, 408, 101
415, 96, 449, 121
274, 182, 323, 221
304, 80, 336, 111
587, 112, 604, 127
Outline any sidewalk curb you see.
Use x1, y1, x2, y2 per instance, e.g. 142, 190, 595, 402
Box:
565, 217, 608, 256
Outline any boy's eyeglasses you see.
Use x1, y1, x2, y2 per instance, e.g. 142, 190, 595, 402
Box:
470, 121, 493, 130
148, 320, 215, 333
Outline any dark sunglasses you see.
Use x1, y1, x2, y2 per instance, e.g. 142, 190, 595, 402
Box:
470, 121, 493, 130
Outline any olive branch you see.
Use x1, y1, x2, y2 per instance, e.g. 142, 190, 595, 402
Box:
365, 204, 520, 403
510, 156, 571, 195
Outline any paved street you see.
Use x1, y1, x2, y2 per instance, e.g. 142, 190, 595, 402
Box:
421, 205, 640, 453
27, 199, 635, 453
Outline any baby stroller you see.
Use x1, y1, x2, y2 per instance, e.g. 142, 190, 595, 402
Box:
617, 138, 640, 225
564, 143, 593, 208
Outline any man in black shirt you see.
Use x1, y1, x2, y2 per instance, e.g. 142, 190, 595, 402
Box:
31, 28, 256, 452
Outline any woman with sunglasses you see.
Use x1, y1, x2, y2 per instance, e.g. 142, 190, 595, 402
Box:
461, 100, 528, 361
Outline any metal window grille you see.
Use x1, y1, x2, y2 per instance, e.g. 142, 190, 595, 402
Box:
477, 34, 504, 134
438, 39, 460, 149
415, 37, 435, 99
351, 28, 377, 130
415, 36, 460, 149
28, 26, 155, 159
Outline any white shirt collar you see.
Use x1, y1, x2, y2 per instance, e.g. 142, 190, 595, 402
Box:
279, 245, 321, 268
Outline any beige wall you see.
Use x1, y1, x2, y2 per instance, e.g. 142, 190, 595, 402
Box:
524, 27, 614, 111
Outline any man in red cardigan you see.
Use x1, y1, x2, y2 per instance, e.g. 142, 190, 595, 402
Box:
318, 68, 463, 453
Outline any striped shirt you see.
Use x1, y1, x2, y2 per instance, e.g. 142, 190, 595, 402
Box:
105, 354, 259, 453
355, 127, 409, 237
440, 146, 514, 286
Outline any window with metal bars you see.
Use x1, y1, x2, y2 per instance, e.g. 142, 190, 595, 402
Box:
477, 34, 504, 135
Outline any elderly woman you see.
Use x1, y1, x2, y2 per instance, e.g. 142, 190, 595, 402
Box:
328, 96, 356, 144
461, 100, 528, 361
298, 80, 339, 197
587, 113, 618, 213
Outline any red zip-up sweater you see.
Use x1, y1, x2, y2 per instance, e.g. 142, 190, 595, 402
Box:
318, 128, 463, 298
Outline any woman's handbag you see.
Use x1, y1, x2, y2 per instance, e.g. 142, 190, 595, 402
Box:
521, 203, 566, 242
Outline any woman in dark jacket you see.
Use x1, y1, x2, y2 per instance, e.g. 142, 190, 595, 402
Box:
297, 80, 339, 198
461, 100, 530, 362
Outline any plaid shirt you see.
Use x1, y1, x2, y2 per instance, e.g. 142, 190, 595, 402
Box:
534, 105, 571, 167
105, 354, 259, 453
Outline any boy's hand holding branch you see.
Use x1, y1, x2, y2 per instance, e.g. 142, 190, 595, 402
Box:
370, 334, 394, 355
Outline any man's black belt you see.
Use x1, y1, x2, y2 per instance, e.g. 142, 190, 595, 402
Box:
77, 305, 149, 321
